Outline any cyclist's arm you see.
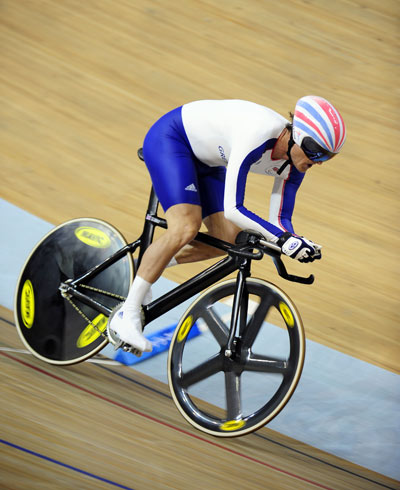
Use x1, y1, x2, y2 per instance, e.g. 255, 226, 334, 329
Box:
269, 166, 305, 235
223, 142, 286, 243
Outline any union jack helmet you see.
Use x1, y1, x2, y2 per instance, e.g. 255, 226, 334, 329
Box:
293, 95, 346, 162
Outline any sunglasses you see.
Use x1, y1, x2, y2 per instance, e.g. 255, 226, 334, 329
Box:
301, 137, 335, 163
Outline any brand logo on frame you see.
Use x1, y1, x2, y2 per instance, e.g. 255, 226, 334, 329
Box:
75, 226, 111, 249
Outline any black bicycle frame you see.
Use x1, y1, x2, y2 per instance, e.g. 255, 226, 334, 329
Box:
62, 167, 313, 332
63, 185, 249, 329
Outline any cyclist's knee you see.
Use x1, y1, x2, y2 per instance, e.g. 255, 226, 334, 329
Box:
168, 221, 200, 248
165, 204, 202, 248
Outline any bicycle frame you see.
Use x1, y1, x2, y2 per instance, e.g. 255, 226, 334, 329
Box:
61, 156, 313, 343
61, 186, 252, 337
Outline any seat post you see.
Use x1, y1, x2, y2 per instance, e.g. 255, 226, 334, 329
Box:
146, 186, 160, 216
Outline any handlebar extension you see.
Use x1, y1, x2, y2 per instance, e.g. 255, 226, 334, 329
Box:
234, 231, 314, 285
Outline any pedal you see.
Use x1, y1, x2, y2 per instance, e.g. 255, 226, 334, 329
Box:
122, 343, 142, 357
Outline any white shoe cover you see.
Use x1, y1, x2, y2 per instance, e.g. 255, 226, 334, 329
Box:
109, 309, 152, 353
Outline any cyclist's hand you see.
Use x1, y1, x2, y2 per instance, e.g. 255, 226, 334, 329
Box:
278, 232, 322, 263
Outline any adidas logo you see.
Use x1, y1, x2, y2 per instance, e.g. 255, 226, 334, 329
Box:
185, 183, 197, 192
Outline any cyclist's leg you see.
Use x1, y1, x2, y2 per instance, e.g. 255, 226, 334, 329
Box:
137, 203, 202, 283
138, 105, 205, 279
108, 107, 204, 352
108, 203, 202, 354
204, 211, 242, 244
175, 211, 241, 263
174, 163, 241, 263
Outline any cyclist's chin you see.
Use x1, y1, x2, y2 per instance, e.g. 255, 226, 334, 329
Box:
292, 161, 311, 173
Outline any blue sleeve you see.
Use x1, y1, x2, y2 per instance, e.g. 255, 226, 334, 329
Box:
277, 166, 304, 234
230, 139, 289, 239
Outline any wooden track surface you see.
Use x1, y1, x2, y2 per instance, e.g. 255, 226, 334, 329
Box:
0, 1, 399, 488
1, 306, 397, 489
1, 0, 399, 373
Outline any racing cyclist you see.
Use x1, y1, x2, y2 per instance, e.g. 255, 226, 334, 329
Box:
108, 95, 346, 354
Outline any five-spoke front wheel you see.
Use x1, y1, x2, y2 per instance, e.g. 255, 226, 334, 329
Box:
167, 278, 305, 437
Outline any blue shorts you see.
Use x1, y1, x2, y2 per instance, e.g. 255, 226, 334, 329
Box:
142, 107, 226, 219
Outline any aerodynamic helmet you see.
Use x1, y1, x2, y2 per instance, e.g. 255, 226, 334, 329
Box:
293, 95, 346, 162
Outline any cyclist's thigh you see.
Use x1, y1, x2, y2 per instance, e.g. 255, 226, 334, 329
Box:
197, 163, 226, 219
203, 211, 241, 243
142, 107, 202, 212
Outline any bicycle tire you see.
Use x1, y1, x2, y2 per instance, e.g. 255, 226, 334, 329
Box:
167, 277, 305, 437
14, 218, 134, 365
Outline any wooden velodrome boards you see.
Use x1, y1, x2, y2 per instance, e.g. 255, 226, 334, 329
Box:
0, 0, 399, 373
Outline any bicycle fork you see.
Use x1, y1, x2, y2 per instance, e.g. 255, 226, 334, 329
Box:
224, 259, 251, 358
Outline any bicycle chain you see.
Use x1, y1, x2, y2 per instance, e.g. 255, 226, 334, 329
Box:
63, 284, 126, 341
79, 283, 126, 301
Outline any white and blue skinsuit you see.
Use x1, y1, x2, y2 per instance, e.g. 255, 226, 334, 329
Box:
142, 99, 305, 243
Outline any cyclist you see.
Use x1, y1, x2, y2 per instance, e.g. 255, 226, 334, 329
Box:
108, 96, 346, 354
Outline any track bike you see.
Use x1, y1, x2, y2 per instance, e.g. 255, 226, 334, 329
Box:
14, 149, 314, 437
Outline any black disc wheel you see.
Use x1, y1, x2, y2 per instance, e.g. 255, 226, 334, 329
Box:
14, 218, 133, 365
167, 278, 305, 437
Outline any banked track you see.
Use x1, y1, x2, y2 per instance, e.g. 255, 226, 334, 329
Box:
0, 306, 397, 490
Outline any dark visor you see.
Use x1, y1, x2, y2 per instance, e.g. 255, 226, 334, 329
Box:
301, 137, 335, 163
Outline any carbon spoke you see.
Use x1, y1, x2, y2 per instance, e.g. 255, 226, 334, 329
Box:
225, 371, 242, 420
241, 293, 274, 349
201, 306, 229, 346
243, 352, 289, 374
181, 353, 223, 388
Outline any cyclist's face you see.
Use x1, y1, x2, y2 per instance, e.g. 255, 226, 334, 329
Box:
291, 144, 323, 173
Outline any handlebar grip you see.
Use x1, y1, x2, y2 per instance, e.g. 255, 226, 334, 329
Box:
272, 256, 314, 284
230, 233, 316, 284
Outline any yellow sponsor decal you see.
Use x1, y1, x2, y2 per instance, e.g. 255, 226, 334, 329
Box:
74, 226, 111, 249
21, 279, 35, 328
279, 301, 295, 328
77, 314, 108, 348
220, 419, 246, 431
177, 315, 193, 343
